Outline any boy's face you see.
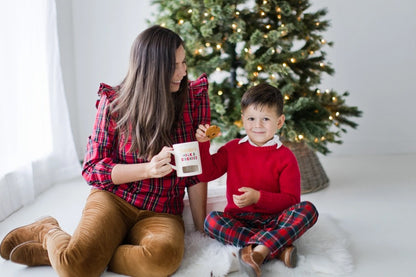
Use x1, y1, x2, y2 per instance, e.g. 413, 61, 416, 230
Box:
241, 104, 285, 147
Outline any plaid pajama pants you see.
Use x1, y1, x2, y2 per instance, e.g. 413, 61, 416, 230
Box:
204, 201, 318, 260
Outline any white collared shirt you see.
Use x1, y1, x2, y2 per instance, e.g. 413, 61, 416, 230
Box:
238, 135, 283, 149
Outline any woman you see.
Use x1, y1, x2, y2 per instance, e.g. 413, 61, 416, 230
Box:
0, 25, 210, 277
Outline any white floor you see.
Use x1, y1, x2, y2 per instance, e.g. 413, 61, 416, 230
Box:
0, 153, 415, 277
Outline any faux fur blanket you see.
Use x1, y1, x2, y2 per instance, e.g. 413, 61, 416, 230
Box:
173, 214, 354, 277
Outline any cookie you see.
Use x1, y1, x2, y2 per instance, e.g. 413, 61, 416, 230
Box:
205, 125, 221, 139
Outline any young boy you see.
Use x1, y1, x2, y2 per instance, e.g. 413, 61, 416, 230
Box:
196, 83, 318, 277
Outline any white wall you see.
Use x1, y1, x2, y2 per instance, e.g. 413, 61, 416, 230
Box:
56, 0, 416, 160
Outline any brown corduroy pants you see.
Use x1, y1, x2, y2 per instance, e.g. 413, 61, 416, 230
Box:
44, 189, 185, 277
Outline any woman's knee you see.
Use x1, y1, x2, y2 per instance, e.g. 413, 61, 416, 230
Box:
140, 239, 184, 275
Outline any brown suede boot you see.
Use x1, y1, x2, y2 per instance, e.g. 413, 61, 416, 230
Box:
9, 241, 51, 266
238, 245, 264, 277
0, 216, 59, 260
278, 245, 297, 268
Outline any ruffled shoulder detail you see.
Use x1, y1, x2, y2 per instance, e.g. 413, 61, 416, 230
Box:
188, 73, 208, 97
96, 83, 118, 108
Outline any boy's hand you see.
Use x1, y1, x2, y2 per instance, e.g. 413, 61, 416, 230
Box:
196, 124, 221, 142
233, 187, 260, 208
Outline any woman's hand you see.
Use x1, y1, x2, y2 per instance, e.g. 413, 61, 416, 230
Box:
233, 187, 260, 208
146, 146, 174, 178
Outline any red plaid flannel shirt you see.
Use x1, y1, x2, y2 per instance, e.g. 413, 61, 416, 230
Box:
82, 74, 210, 215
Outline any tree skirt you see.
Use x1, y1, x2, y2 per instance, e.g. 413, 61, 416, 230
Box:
173, 214, 354, 277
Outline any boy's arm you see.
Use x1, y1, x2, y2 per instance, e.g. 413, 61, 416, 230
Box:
195, 124, 226, 182
254, 152, 301, 213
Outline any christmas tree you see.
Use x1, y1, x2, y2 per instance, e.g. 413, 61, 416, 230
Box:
151, 0, 362, 155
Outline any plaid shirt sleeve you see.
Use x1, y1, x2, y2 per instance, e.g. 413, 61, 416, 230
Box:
185, 73, 211, 187
82, 84, 118, 188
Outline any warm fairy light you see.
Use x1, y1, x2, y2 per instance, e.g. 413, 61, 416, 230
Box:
237, 28, 242, 32
319, 62, 325, 67
276, 7, 281, 12
218, 90, 223, 95
253, 72, 259, 77
237, 81, 243, 87
332, 97, 337, 102
325, 89, 330, 93
210, 16, 214, 20
205, 42, 211, 47
329, 116, 333, 120
277, 14, 282, 19
260, 11, 266, 16
309, 50, 314, 55
315, 22, 320, 26
270, 74, 276, 79
204, 12, 209, 16
314, 138, 319, 143
282, 63, 287, 67
232, 23, 237, 29
284, 95, 290, 100
316, 89, 321, 94
321, 39, 326, 44
178, 19, 184, 24
290, 58, 296, 63
263, 0, 268, 4
188, 9, 193, 13
264, 34, 268, 38
244, 48, 249, 53
257, 65, 263, 71
216, 44, 222, 49
234, 120, 243, 128
216, 67, 221, 71
336, 112, 340, 117
266, 24, 271, 29
298, 135, 304, 140
198, 48, 203, 54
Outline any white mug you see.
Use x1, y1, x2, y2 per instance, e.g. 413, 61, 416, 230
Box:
170, 141, 202, 177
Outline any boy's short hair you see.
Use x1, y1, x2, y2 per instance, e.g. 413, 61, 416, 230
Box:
241, 83, 284, 115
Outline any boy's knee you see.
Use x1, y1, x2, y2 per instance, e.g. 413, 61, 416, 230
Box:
301, 201, 319, 224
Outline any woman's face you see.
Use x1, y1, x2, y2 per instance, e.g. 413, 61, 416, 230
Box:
170, 45, 187, 93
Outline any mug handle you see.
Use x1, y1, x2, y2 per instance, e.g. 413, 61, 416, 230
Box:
168, 150, 177, 170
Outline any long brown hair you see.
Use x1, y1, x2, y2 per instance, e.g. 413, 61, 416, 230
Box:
111, 25, 188, 158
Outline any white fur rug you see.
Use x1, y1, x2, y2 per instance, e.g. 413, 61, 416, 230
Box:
173, 214, 354, 277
